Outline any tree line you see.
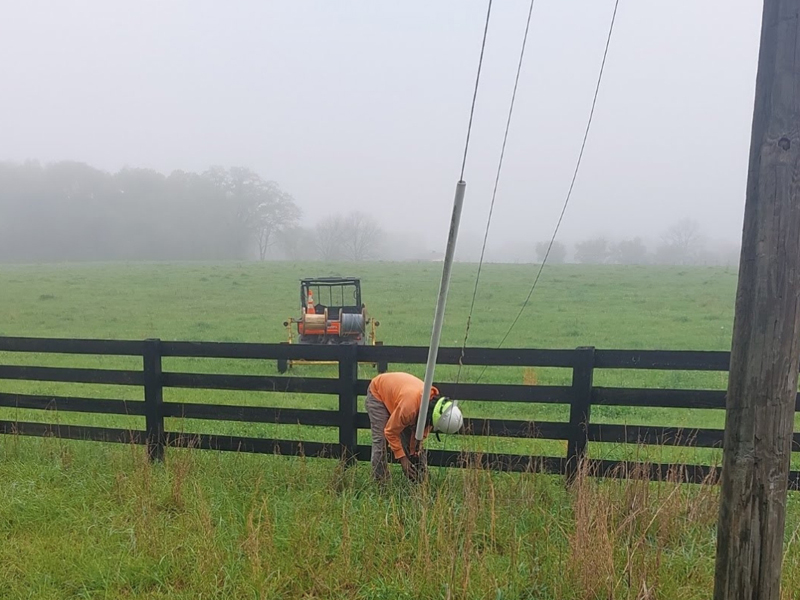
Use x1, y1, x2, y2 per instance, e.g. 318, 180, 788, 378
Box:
0, 161, 393, 263
0, 161, 734, 265
0, 161, 304, 262
538, 219, 736, 266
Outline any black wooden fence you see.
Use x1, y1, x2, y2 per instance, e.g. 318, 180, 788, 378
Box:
0, 336, 798, 485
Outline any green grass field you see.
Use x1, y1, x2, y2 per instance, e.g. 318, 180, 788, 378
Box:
2, 261, 799, 599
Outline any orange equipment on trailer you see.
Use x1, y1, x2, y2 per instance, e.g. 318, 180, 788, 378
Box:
278, 277, 385, 373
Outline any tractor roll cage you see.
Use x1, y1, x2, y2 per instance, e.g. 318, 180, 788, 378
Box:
300, 277, 363, 319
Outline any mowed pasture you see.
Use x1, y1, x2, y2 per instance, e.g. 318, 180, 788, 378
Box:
3, 261, 800, 599
0, 262, 740, 462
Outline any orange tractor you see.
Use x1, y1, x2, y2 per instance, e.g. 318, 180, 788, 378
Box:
278, 277, 385, 373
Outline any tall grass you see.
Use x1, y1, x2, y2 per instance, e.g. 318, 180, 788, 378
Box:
4, 435, 800, 599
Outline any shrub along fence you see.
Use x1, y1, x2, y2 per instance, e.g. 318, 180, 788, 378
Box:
0, 336, 798, 485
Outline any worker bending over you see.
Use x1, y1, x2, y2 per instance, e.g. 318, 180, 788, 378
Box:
366, 371, 464, 482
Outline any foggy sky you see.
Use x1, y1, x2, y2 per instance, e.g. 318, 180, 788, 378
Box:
0, 1, 762, 253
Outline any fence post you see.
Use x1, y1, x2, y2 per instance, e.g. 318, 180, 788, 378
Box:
566, 346, 595, 481
338, 344, 359, 465
143, 338, 165, 462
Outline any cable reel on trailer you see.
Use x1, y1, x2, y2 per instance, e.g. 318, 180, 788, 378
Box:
278, 277, 386, 374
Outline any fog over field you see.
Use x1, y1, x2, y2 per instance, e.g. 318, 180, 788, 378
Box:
0, 0, 761, 264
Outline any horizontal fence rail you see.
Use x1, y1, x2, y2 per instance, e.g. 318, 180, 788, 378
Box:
1, 336, 799, 485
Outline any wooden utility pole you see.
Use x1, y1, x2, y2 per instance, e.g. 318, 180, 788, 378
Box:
714, 2, 800, 599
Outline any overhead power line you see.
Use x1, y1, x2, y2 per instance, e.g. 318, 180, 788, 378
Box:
490, 0, 621, 357
456, 0, 537, 384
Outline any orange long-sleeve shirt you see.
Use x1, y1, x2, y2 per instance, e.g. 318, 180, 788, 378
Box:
368, 372, 438, 459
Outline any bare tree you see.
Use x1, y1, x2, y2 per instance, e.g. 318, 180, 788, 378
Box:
253, 185, 302, 260
313, 211, 384, 262
207, 166, 302, 260
315, 216, 346, 261
343, 211, 383, 261
655, 218, 706, 265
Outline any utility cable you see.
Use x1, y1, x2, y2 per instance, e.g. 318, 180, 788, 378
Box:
430, 0, 495, 478
442, 0, 537, 482
456, 0, 537, 386
474, 0, 621, 384
460, 0, 494, 182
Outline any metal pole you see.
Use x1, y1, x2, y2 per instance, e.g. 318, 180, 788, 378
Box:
415, 180, 467, 441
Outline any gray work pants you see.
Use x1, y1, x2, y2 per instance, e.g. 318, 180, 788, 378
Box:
365, 391, 426, 481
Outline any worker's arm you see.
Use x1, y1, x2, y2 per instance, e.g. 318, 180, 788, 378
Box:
408, 426, 431, 456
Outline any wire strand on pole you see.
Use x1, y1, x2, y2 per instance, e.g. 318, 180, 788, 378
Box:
442, 0, 536, 473
415, 0, 494, 442
474, 0, 621, 383
456, 0, 536, 386
460, 0, 494, 182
